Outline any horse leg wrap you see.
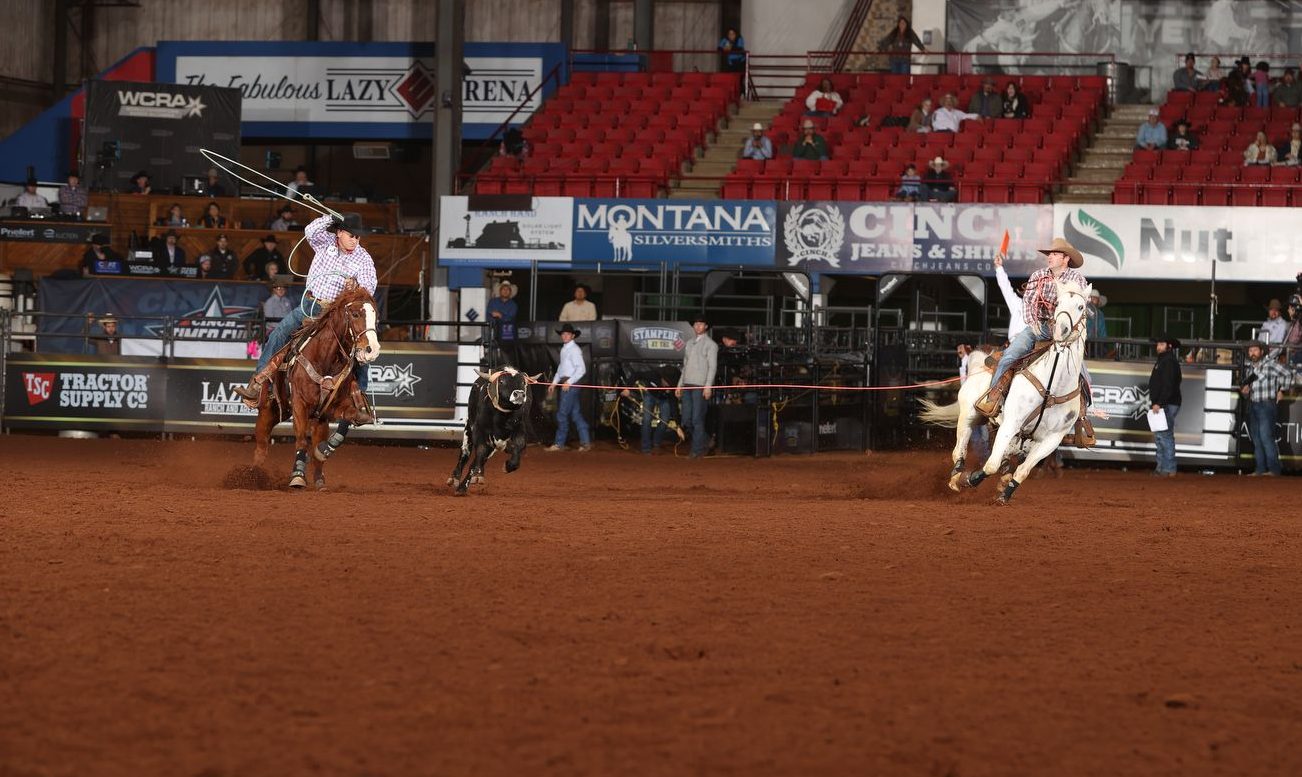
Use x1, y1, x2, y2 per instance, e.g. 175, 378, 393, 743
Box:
314, 425, 350, 462
997, 478, 1021, 504
289, 450, 308, 489
950, 458, 965, 475
965, 470, 988, 488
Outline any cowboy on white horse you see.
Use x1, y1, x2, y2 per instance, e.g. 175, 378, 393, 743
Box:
977, 237, 1088, 417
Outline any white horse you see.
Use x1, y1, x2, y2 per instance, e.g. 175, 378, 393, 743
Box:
608, 218, 633, 262
920, 280, 1091, 504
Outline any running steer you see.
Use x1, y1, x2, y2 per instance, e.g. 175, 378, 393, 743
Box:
448, 367, 539, 495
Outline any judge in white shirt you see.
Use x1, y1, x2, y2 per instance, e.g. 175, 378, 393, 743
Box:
15, 179, 48, 209
931, 93, 981, 133
558, 284, 598, 321
545, 323, 592, 452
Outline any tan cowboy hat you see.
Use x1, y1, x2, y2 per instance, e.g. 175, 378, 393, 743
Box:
1089, 288, 1107, 307
929, 156, 949, 169
497, 280, 518, 298
1038, 237, 1084, 268
1267, 298, 1282, 311
751, 122, 764, 131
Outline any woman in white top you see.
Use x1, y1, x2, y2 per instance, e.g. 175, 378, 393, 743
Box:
1243, 131, 1277, 166
804, 78, 844, 117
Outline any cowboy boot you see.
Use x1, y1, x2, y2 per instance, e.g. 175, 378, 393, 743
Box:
232, 351, 286, 408
975, 371, 1014, 418
348, 383, 376, 425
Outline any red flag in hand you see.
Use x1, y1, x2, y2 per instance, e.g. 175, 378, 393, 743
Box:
999, 229, 1010, 257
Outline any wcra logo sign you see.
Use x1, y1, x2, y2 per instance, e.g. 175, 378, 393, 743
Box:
24, 373, 55, 405
116, 90, 206, 119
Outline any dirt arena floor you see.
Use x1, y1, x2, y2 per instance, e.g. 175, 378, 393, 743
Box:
2, 435, 1300, 777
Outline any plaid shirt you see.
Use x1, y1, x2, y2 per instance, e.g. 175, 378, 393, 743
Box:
1022, 267, 1088, 325
1243, 358, 1293, 402
58, 184, 88, 214
304, 215, 377, 302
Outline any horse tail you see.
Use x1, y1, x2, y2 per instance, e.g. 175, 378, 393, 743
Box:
917, 397, 961, 428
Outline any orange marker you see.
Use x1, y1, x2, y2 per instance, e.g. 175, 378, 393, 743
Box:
999, 229, 1010, 257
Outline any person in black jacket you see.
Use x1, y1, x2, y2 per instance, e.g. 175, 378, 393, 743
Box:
1147, 333, 1183, 477
243, 234, 284, 280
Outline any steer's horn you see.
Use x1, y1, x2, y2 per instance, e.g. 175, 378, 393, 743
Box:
528, 372, 544, 381
476, 369, 493, 380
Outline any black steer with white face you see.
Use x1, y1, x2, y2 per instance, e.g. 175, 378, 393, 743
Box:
448, 367, 538, 495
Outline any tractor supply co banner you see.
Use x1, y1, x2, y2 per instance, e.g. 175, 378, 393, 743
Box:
4, 348, 458, 439
155, 41, 565, 140
84, 80, 241, 194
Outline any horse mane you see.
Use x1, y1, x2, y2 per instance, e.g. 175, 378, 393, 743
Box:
328, 284, 376, 311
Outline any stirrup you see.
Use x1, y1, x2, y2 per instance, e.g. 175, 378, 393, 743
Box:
233, 379, 263, 408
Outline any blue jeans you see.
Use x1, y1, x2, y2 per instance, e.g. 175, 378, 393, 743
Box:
554, 387, 590, 447
991, 322, 1051, 386
680, 386, 709, 456
889, 58, 910, 74
1153, 404, 1179, 474
256, 300, 368, 390
970, 423, 989, 460
1256, 85, 1270, 108
641, 393, 676, 452
1248, 401, 1282, 475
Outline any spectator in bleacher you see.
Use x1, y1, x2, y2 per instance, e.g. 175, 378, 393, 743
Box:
243, 235, 284, 281
931, 93, 980, 133
1273, 68, 1302, 107
1134, 108, 1167, 151
559, 284, 598, 322
895, 163, 922, 201
1001, 82, 1031, 119
1278, 123, 1302, 165
158, 203, 189, 227
1254, 61, 1271, 108
964, 78, 997, 118
89, 314, 122, 356
1236, 57, 1256, 100
921, 156, 956, 203
1221, 65, 1250, 107
152, 229, 186, 270
1203, 56, 1226, 92
128, 170, 152, 195
880, 15, 925, 75
804, 78, 844, 117
195, 255, 216, 279
792, 119, 830, 161
270, 204, 297, 232
203, 167, 228, 197
58, 171, 88, 216
262, 278, 293, 323
81, 234, 123, 277
201, 201, 227, 229
1243, 131, 1277, 166
906, 97, 934, 133
1172, 53, 1203, 92
15, 178, 47, 209
498, 128, 530, 160
1240, 340, 1290, 476
718, 28, 746, 76
742, 123, 774, 161
208, 234, 237, 278
287, 166, 314, 195
1167, 119, 1199, 151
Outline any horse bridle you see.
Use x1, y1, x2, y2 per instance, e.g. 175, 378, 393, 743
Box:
1053, 290, 1089, 348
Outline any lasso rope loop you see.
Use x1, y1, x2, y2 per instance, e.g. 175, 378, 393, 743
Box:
524, 375, 962, 392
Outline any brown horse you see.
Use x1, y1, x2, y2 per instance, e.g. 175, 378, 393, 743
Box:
250, 284, 381, 490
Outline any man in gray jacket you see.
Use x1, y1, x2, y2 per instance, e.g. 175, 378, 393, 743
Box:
676, 314, 718, 458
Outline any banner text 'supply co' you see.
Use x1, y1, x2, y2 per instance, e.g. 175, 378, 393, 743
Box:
775, 202, 1054, 275
1055, 204, 1302, 283
571, 199, 778, 267
155, 41, 566, 140
438, 196, 573, 264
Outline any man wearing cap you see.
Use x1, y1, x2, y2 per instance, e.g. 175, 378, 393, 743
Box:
546, 323, 591, 452
922, 157, 956, 203
233, 209, 377, 419
1167, 119, 1199, 151
677, 314, 719, 458
488, 280, 519, 361
792, 120, 830, 161
243, 235, 284, 281
967, 78, 1002, 118
977, 237, 1089, 417
81, 234, 123, 276
1135, 109, 1167, 151
1148, 334, 1183, 477
1260, 299, 1288, 358
742, 123, 773, 161
1240, 341, 1291, 476
262, 277, 293, 323
16, 178, 47, 209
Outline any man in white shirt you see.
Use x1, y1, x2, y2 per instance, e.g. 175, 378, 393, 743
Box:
546, 323, 591, 451
16, 179, 48, 209
931, 93, 981, 133
558, 284, 597, 321
286, 166, 314, 195
676, 314, 718, 458
1260, 299, 1288, 358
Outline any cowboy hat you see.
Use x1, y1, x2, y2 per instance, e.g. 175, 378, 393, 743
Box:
556, 323, 581, 337
267, 274, 291, 288
751, 122, 764, 131
1153, 332, 1181, 349
496, 280, 518, 297
1267, 298, 1282, 311
929, 156, 949, 169
1089, 289, 1108, 307
98, 313, 118, 325
1038, 237, 1084, 268
327, 212, 365, 236
690, 313, 710, 327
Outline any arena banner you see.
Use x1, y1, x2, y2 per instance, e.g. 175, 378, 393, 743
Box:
1235, 394, 1302, 470
1053, 204, 1302, 283
84, 80, 241, 194
618, 322, 695, 360
572, 199, 778, 267
439, 196, 573, 264
948, 0, 1291, 101
776, 202, 1055, 275
3, 354, 168, 432
0, 222, 110, 244
155, 41, 565, 140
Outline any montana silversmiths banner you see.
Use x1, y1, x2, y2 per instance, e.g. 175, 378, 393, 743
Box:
572, 199, 778, 266
84, 80, 241, 193
439, 196, 573, 263
776, 202, 1055, 274
1054, 204, 1302, 282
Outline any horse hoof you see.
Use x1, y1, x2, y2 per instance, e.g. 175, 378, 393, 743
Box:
947, 472, 964, 492
471, 475, 485, 485
288, 475, 307, 489
315, 479, 327, 492
454, 488, 468, 497
994, 496, 1009, 506
445, 477, 456, 486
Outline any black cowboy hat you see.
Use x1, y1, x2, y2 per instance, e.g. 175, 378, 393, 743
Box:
327, 213, 365, 236
261, 234, 277, 243
90, 233, 109, 246
690, 313, 710, 327
1153, 332, 1182, 349
133, 170, 150, 181
556, 323, 581, 337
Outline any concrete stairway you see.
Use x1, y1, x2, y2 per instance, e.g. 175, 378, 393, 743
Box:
667, 99, 786, 200
1057, 104, 1152, 204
